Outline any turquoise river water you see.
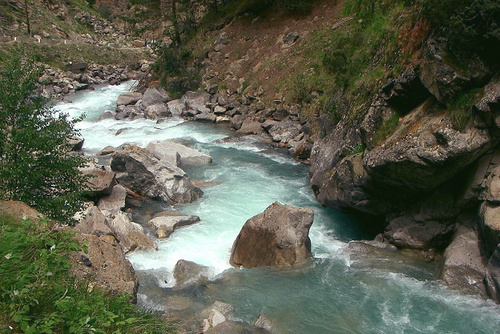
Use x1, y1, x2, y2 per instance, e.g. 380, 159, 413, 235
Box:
55, 82, 500, 334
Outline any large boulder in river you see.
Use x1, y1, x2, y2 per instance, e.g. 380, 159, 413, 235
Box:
173, 259, 210, 287
229, 202, 314, 268
145, 140, 213, 167
148, 213, 200, 239
110, 145, 203, 205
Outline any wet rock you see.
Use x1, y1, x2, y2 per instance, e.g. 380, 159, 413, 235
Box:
148, 214, 200, 239
485, 245, 500, 302
97, 184, 127, 217
440, 224, 487, 297
108, 211, 156, 253
195, 111, 217, 122
116, 92, 142, 106
173, 259, 210, 287
202, 301, 234, 332
145, 140, 213, 167
230, 202, 314, 268
70, 233, 138, 299
254, 314, 273, 332
267, 121, 301, 144
230, 115, 244, 130
382, 215, 455, 250
111, 145, 203, 205
68, 136, 84, 151
74, 203, 112, 236
98, 110, 116, 120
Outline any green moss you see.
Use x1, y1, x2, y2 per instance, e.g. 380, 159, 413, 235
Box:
373, 113, 400, 146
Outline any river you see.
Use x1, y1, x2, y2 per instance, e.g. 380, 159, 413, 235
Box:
55, 82, 500, 333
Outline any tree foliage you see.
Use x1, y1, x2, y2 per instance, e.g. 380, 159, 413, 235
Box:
0, 56, 88, 223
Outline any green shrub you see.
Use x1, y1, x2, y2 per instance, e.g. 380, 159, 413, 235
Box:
373, 113, 400, 146
0, 56, 89, 223
0, 215, 176, 333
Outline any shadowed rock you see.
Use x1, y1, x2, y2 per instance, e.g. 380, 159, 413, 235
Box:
230, 202, 313, 268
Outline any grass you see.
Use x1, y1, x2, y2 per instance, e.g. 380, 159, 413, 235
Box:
0, 43, 150, 69
447, 88, 482, 131
0, 214, 177, 334
372, 113, 400, 146
280, 0, 405, 124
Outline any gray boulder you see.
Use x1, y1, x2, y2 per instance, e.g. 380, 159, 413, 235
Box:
142, 87, 168, 108
182, 91, 211, 114
167, 99, 186, 116
111, 145, 203, 205
148, 213, 200, 239
73, 203, 112, 236
230, 202, 314, 268
97, 184, 127, 217
382, 215, 454, 250
145, 140, 213, 167
144, 103, 171, 119
80, 163, 116, 197
267, 121, 301, 144
173, 259, 210, 287
440, 224, 487, 297
108, 211, 156, 253
117, 92, 143, 106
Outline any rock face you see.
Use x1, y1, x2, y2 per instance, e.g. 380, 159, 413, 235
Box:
110, 145, 203, 205
142, 87, 169, 107
97, 184, 127, 216
230, 202, 314, 268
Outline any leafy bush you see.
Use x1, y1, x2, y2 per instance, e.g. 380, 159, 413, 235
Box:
0, 56, 88, 223
0, 215, 176, 333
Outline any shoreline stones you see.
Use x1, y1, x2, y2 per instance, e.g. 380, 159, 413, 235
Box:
230, 202, 314, 268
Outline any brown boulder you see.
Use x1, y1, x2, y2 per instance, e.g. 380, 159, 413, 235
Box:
230, 202, 313, 268
71, 233, 138, 300
0, 200, 43, 221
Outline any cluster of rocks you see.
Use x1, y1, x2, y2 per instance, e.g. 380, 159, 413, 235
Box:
309, 37, 500, 300
74, 11, 126, 43
38, 62, 150, 99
